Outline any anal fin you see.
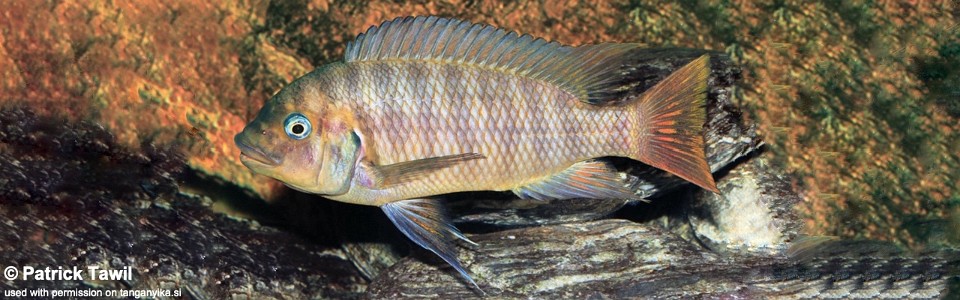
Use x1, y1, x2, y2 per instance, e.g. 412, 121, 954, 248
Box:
511, 160, 641, 201
381, 198, 480, 290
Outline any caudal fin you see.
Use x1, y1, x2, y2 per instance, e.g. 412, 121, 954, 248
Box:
633, 55, 719, 193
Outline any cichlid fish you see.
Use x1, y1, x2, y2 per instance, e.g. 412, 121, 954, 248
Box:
235, 16, 719, 288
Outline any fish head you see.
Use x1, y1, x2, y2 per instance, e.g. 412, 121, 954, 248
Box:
235, 75, 361, 196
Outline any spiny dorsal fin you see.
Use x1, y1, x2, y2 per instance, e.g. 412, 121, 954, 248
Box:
345, 16, 641, 103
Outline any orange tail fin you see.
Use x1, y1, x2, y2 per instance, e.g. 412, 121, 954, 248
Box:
632, 55, 718, 193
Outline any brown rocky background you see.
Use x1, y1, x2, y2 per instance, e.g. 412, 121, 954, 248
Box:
1, 0, 958, 296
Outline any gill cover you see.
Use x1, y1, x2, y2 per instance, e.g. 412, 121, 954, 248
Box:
315, 130, 362, 195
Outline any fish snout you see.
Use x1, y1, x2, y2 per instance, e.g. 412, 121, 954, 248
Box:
235, 131, 281, 167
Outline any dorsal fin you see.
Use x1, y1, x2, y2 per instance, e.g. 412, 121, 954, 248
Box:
345, 16, 641, 103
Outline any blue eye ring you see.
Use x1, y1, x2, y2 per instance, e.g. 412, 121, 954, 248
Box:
283, 113, 312, 140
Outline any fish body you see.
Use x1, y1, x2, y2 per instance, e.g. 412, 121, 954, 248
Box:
309, 61, 639, 206
235, 16, 718, 289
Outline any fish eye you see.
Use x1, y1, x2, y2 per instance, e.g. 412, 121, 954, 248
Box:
283, 113, 312, 140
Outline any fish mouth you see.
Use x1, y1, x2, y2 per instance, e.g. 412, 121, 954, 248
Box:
235, 135, 281, 167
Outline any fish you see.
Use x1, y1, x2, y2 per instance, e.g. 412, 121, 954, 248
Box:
234, 16, 719, 288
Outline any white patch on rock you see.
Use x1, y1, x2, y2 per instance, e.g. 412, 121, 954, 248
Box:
692, 172, 786, 255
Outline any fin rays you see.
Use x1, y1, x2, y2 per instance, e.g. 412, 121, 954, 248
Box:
345, 16, 640, 103
382, 199, 479, 289
634, 55, 719, 192
512, 160, 640, 201
373, 153, 485, 187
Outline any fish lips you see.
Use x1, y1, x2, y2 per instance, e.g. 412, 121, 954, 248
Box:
235, 134, 282, 167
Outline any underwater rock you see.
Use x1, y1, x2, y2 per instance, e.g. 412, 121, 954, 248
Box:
0, 1, 289, 202
274, 192, 408, 281
369, 149, 958, 298
368, 218, 958, 298
448, 49, 761, 228
686, 157, 803, 256
0, 107, 367, 299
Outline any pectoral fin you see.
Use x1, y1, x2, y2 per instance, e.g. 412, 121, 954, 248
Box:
382, 199, 479, 289
512, 160, 642, 201
374, 153, 485, 187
